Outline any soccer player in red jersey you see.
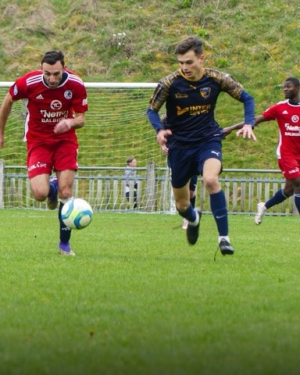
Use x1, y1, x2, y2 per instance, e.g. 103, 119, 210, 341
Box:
235, 77, 300, 224
0, 50, 88, 256
147, 36, 256, 256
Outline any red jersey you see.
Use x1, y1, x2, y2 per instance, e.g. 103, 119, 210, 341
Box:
9, 69, 88, 143
263, 100, 300, 158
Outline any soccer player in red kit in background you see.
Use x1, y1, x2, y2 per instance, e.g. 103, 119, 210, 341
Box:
235, 77, 300, 224
0, 50, 88, 256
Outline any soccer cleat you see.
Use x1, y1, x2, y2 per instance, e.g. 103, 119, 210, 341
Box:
47, 177, 58, 210
254, 202, 266, 225
182, 219, 189, 230
59, 242, 76, 256
186, 210, 201, 245
219, 238, 234, 256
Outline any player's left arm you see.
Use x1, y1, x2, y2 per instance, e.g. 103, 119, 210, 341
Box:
54, 83, 88, 134
235, 90, 256, 141
220, 72, 256, 141
54, 112, 86, 134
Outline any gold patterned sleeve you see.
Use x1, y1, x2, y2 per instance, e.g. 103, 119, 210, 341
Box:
149, 71, 179, 111
208, 69, 244, 100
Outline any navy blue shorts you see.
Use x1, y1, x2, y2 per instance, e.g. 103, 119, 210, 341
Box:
168, 140, 222, 188
189, 175, 197, 191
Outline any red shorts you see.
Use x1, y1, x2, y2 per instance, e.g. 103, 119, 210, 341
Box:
278, 156, 300, 179
26, 139, 79, 178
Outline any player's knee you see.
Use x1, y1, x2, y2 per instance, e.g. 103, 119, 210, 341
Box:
284, 187, 294, 197
291, 178, 300, 195
175, 200, 190, 212
203, 175, 219, 192
31, 188, 48, 201
59, 186, 73, 200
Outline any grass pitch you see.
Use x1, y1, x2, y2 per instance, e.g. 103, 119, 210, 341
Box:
1, 210, 300, 375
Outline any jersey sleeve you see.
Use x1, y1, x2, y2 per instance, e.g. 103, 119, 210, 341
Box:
262, 104, 278, 120
149, 81, 169, 112
9, 76, 28, 101
220, 73, 244, 99
208, 69, 244, 100
149, 71, 179, 112
71, 84, 88, 113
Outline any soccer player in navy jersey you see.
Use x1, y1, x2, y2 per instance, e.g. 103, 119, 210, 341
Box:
0, 50, 88, 256
147, 36, 256, 255
234, 77, 300, 225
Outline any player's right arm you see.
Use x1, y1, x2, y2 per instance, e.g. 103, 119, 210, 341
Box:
0, 92, 14, 148
146, 106, 172, 152
147, 78, 175, 152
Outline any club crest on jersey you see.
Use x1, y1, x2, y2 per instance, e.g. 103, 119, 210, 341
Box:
50, 100, 62, 110
291, 115, 299, 123
64, 90, 72, 99
200, 87, 211, 99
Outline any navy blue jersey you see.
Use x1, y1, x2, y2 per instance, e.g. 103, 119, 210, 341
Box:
149, 68, 245, 148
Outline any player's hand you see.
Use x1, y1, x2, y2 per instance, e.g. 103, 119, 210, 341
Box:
54, 119, 72, 134
0, 133, 4, 149
160, 144, 169, 155
236, 124, 257, 141
157, 129, 172, 153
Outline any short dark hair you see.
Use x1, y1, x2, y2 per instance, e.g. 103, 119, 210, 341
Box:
41, 50, 65, 66
175, 37, 204, 56
126, 156, 135, 164
285, 77, 300, 87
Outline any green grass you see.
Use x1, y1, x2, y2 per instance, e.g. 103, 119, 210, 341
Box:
1, 3, 299, 372
1, 209, 300, 375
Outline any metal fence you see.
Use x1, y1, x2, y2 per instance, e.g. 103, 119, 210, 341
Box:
0, 160, 295, 216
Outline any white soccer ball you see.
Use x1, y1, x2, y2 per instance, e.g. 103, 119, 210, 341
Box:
61, 198, 93, 229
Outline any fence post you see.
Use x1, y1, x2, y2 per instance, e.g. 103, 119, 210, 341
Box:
95, 174, 102, 210
105, 180, 111, 208
145, 161, 156, 212
113, 179, 119, 209
0, 159, 4, 208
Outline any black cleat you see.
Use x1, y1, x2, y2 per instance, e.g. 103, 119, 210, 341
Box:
219, 239, 234, 256
186, 210, 202, 245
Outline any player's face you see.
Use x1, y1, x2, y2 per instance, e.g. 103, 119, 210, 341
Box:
177, 50, 205, 81
42, 61, 64, 89
283, 81, 299, 101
